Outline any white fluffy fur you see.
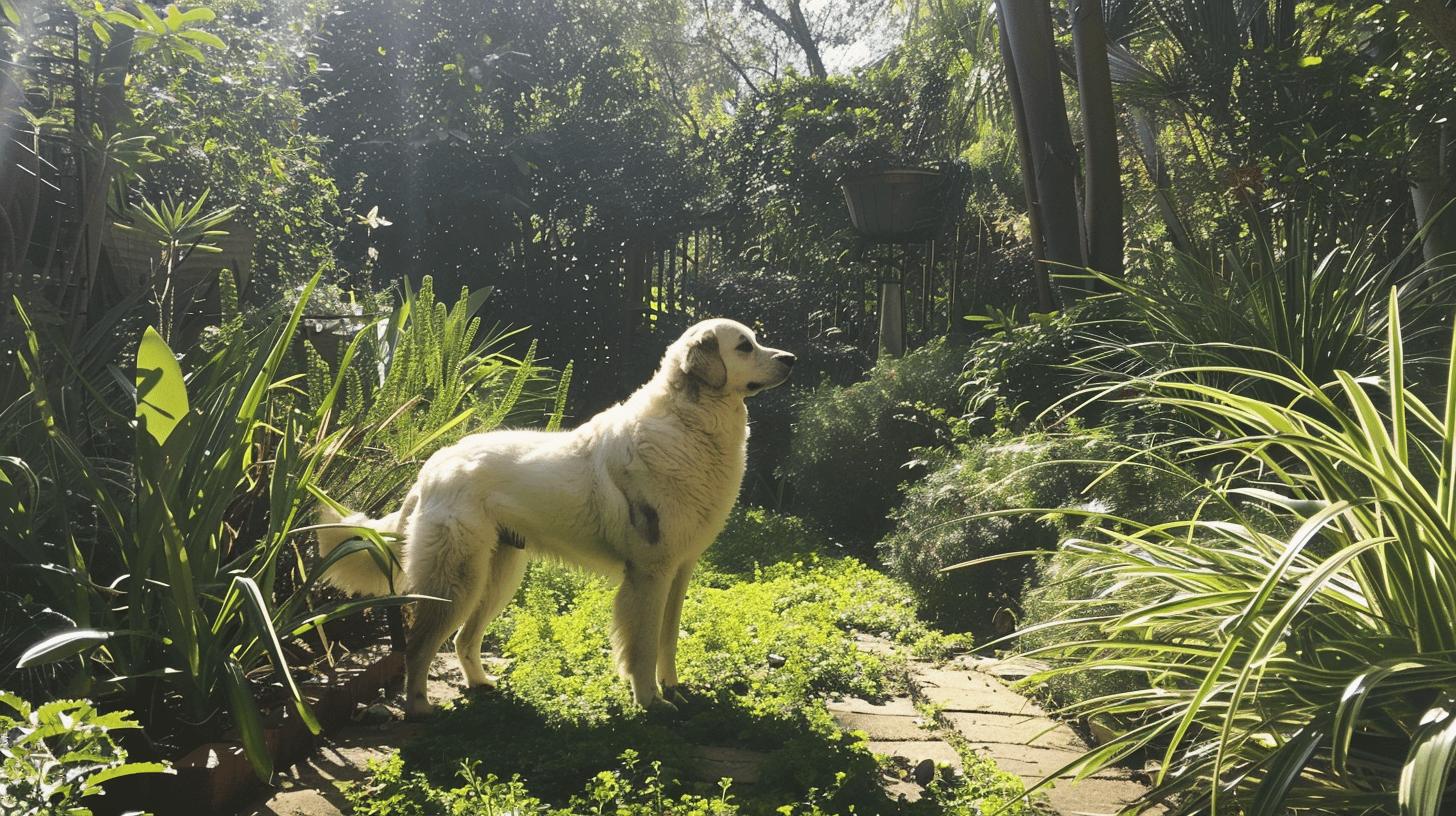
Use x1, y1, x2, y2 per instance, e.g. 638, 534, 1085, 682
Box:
316, 318, 794, 716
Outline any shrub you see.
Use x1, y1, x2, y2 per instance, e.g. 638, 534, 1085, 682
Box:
961, 308, 1083, 432
701, 507, 837, 575
780, 337, 969, 555
1, 277, 555, 780
0, 694, 169, 815
1012, 294, 1456, 813
879, 427, 1190, 634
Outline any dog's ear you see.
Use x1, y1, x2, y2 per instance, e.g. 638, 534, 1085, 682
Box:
680, 330, 726, 390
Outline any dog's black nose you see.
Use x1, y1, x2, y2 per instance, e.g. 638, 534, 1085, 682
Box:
776, 353, 797, 367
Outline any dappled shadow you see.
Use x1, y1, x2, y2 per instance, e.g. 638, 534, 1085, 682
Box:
396, 685, 941, 814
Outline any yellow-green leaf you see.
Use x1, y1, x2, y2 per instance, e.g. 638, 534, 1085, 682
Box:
136, 327, 189, 445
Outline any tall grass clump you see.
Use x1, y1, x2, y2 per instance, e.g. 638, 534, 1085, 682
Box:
991, 292, 1456, 814
1081, 213, 1455, 405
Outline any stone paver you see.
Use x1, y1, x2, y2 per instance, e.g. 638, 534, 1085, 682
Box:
913, 665, 1048, 716
968, 743, 1127, 781
841, 639, 1156, 816
1040, 777, 1151, 816
829, 710, 939, 741
866, 739, 963, 771
826, 695, 919, 716
945, 711, 1086, 751
239, 655, 468, 816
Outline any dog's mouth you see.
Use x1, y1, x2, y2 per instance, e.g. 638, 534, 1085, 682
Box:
746, 370, 792, 394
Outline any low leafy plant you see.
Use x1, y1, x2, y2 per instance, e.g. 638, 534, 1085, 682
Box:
1001, 293, 1456, 814
0, 693, 169, 815
880, 427, 1191, 634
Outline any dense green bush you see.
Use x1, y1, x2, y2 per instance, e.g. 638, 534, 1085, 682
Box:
961, 308, 1082, 432
879, 427, 1190, 634
700, 507, 837, 574
780, 338, 969, 555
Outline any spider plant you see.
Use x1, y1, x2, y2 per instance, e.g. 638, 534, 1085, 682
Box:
974, 291, 1456, 814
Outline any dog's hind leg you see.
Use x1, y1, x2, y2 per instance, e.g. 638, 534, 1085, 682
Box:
612, 562, 674, 710
403, 515, 488, 719
455, 544, 526, 689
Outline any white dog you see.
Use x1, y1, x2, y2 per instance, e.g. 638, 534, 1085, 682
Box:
317, 319, 794, 717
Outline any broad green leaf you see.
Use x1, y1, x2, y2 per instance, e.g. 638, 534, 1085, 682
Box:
135, 327, 189, 445
16, 628, 111, 668
222, 657, 273, 782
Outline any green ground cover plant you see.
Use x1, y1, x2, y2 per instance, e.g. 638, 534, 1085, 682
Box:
0, 694, 168, 815
346, 550, 1000, 816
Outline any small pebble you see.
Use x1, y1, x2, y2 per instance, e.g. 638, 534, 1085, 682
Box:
766, 653, 786, 668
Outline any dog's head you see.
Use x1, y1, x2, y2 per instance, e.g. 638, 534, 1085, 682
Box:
668, 318, 795, 398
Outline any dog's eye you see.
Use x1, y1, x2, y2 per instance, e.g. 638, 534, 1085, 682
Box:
736, 338, 753, 354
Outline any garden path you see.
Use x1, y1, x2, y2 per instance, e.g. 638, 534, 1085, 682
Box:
835, 635, 1154, 815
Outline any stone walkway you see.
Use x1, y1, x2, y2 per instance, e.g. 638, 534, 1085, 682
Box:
829, 635, 1151, 815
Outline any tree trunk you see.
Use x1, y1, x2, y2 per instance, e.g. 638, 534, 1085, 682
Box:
1070, 0, 1123, 279
999, 0, 1084, 299
1411, 123, 1456, 265
997, 10, 1055, 311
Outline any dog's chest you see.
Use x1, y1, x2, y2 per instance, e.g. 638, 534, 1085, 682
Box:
630, 416, 747, 524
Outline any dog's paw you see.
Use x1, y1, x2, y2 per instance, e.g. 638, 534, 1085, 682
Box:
644, 695, 680, 718
404, 696, 437, 721
465, 674, 500, 691
662, 684, 691, 707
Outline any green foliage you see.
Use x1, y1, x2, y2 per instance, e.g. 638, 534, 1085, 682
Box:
780, 338, 969, 555
358, 548, 1007, 815
1, 278, 552, 780
127, 0, 345, 298
961, 308, 1082, 431
1013, 295, 1456, 814
701, 507, 836, 574
319, 277, 565, 514
0, 694, 169, 815
880, 427, 1191, 634
1083, 213, 1453, 405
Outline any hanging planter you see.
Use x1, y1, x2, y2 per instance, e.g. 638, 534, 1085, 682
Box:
840, 168, 945, 244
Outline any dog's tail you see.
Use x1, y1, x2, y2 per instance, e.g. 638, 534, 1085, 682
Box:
316, 501, 409, 596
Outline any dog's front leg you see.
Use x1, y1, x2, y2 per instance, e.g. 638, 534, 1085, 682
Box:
612, 562, 675, 711
658, 561, 694, 704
